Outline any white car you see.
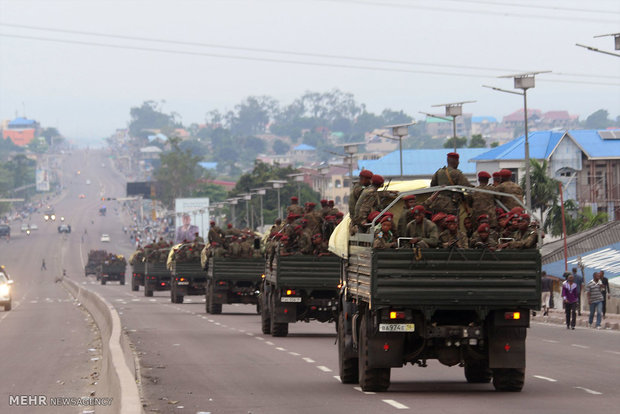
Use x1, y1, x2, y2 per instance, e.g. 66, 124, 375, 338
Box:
100, 234, 111, 242
29, 224, 38, 230
86, 179, 91, 185
20, 224, 29, 232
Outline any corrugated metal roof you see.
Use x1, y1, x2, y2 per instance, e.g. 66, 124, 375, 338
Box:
355, 148, 488, 177
569, 129, 620, 158
472, 116, 497, 123
8, 117, 36, 127
293, 144, 316, 151
541, 221, 620, 265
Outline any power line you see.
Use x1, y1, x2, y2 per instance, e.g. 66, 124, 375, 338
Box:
1, 22, 618, 81
398, 0, 619, 15
1, 33, 618, 87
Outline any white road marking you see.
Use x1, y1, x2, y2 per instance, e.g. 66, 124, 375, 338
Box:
317, 366, 332, 372
571, 344, 590, 349
255, 337, 264, 341
383, 399, 409, 409
604, 350, 620, 356
289, 352, 300, 356
215, 322, 221, 326
149, 299, 156, 302
275, 347, 286, 351
354, 386, 376, 395
131, 299, 140, 302
333, 376, 341, 382
239, 329, 245, 333
533, 375, 557, 382
265, 341, 274, 345
574, 386, 602, 395
246, 332, 254, 336
542, 339, 558, 343
303, 357, 315, 363
30, 300, 38, 303
208, 319, 214, 322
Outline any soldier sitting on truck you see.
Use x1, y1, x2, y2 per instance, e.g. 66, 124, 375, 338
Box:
311, 233, 331, 256
397, 195, 417, 236
438, 215, 469, 249
227, 236, 241, 257
327, 200, 340, 216
499, 213, 538, 249
469, 223, 498, 250
373, 216, 397, 249
405, 205, 439, 248
303, 202, 322, 235
278, 235, 296, 256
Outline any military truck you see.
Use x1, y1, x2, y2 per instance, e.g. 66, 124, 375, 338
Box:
261, 253, 341, 337
167, 242, 206, 303
85, 250, 107, 279
202, 240, 264, 314
129, 249, 145, 291
335, 186, 541, 392
100, 254, 127, 285
144, 246, 172, 297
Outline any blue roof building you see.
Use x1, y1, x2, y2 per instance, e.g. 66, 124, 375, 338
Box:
198, 162, 218, 170
293, 143, 316, 151
470, 129, 620, 219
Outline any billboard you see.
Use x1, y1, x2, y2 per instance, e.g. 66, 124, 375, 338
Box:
36, 169, 50, 192
174, 198, 210, 244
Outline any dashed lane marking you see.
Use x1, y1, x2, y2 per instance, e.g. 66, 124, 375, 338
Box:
246, 332, 254, 336
604, 350, 620, 356
354, 387, 376, 395
275, 347, 286, 351
289, 352, 300, 356
542, 339, 558, 343
571, 344, 589, 349
317, 366, 332, 372
333, 376, 341, 382
303, 357, 315, 363
533, 375, 557, 382
255, 337, 265, 341
265, 341, 275, 346
383, 399, 409, 409
574, 386, 602, 395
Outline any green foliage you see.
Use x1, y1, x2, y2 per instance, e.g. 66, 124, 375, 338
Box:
153, 137, 202, 207
468, 134, 486, 148
0, 155, 36, 202
0, 137, 21, 161
544, 201, 608, 237
26, 137, 49, 154
520, 159, 558, 215
443, 136, 468, 149
192, 181, 228, 203
583, 109, 611, 130
272, 139, 290, 155
229, 96, 278, 136
129, 101, 176, 138
40, 127, 60, 145
490, 142, 499, 148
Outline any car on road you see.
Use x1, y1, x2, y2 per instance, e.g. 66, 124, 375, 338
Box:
20, 224, 30, 232
79, 194, 86, 199
0, 224, 10, 239
58, 224, 72, 233
0, 269, 13, 311
29, 224, 38, 231
100, 234, 111, 242
86, 179, 91, 185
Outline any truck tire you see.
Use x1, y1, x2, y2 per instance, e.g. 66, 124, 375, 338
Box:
207, 283, 222, 314
492, 368, 525, 392
338, 311, 358, 383
101, 278, 106, 285
464, 359, 492, 383
271, 318, 288, 337
120, 277, 125, 286
358, 313, 390, 392
177, 295, 184, 304
145, 285, 153, 297
261, 292, 271, 334
4, 302, 11, 311
131, 278, 139, 291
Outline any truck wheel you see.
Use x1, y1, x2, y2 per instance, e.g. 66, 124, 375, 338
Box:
4, 301, 11, 311
261, 292, 271, 334
144, 285, 153, 297
492, 368, 525, 392
101, 278, 106, 285
207, 285, 222, 314
177, 295, 184, 304
464, 359, 492, 383
205, 289, 211, 313
271, 318, 288, 337
358, 313, 390, 392
338, 311, 358, 384
120, 277, 125, 286
131, 278, 139, 291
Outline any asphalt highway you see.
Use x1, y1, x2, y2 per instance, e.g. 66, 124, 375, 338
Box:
1, 150, 619, 414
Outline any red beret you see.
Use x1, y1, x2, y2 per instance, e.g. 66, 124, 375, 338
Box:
325, 215, 337, 221
294, 225, 303, 231
273, 233, 283, 239
499, 169, 513, 177
478, 171, 491, 179
477, 224, 490, 233
431, 212, 447, 223
335, 212, 344, 217
367, 211, 381, 222
403, 195, 416, 201
312, 233, 322, 240
320, 199, 328, 205
328, 200, 334, 206
444, 214, 457, 223
447, 152, 459, 160
498, 213, 509, 220
412, 205, 425, 214
210, 221, 215, 225
291, 196, 298, 201
359, 170, 373, 179
492, 172, 501, 178
477, 214, 489, 221
287, 213, 300, 220
305, 202, 316, 207
227, 223, 233, 228
300, 218, 308, 223
510, 207, 525, 215
211, 241, 218, 246
280, 235, 289, 241
519, 213, 530, 221
380, 216, 392, 223
371, 174, 384, 185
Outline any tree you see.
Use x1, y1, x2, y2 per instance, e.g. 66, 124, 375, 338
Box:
577, 206, 607, 231
153, 137, 202, 207
230, 96, 278, 136
521, 159, 558, 218
544, 200, 580, 237
443, 136, 467, 149
468, 134, 486, 148
128, 101, 175, 138
490, 142, 499, 148
583, 109, 611, 130
273, 139, 290, 155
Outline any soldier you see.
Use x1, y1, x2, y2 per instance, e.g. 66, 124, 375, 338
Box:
469, 223, 498, 250
438, 215, 468, 249
476, 214, 499, 241
348, 169, 374, 214
335, 212, 344, 225
405, 205, 439, 248
303, 202, 322, 235
193, 232, 205, 244
297, 224, 313, 255
227, 235, 241, 257
327, 200, 339, 216
496, 169, 524, 211
428, 152, 472, 215
208, 220, 224, 245
311, 233, 331, 256
279, 235, 296, 256
351, 174, 384, 233
373, 216, 397, 249
492, 171, 501, 187
397, 194, 417, 236
286, 196, 304, 216
463, 215, 474, 239
471, 171, 497, 227
431, 212, 448, 234
500, 213, 538, 249
269, 218, 283, 236
320, 199, 330, 218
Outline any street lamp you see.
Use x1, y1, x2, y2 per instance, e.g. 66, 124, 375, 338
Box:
267, 180, 287, 220
318, 165, 331, 200
288, 173, 305, 200
483, 71, 550, 211
251, 187, 267, 229
343, 143, 359, 178
242, 193, 252, 229
381, 122, 415, 178
227, 198, 239, 227
430, 100, 476, 153
576, 32, 620, 58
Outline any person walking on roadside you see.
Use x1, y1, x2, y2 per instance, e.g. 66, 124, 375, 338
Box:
571, 267, 584, 316
586, 271, 605, 329
41, 259, 47, 271
600, 270, 610, 319
541, 271, 553, 316
562, 272, 579, 330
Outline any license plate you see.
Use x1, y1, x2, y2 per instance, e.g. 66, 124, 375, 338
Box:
379, 323, 415, 332
177, 281, 190, 285
281, 297, 302, 303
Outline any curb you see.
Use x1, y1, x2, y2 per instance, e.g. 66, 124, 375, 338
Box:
63, 277, 143, 413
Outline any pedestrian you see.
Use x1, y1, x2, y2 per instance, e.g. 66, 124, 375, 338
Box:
600, 270, 610, 319
41, 259, 47, 270
586, 271, 605, 329
541, 271, 553, 316
571, 267, 584, 316
561, 272, 579, 330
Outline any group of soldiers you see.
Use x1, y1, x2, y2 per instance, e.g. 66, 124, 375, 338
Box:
206, 221, 262, 259
345, 152, 538, 251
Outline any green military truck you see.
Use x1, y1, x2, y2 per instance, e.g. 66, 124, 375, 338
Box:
144, 247, 171, 297
336, 186, 541, 392
85, 250, 107, 279
129, 249, 145, 291
100, 255, 127, 285
167, 242, 207, 304
261, 253, 341, 337
204, 257, 264, 314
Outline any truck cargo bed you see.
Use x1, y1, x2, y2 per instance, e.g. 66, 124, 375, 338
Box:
268, 254, 340, 289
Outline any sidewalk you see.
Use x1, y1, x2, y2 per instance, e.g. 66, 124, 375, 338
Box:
532, 307, 620, 331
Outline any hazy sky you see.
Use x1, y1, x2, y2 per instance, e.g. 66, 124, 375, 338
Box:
1, 0, 619, 141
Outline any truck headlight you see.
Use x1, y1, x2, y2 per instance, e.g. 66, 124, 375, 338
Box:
0, 285, 9, 296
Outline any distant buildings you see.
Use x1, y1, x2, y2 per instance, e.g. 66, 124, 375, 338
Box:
2, 117, 39, 146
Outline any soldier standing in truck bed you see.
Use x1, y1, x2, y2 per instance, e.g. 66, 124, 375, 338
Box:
496, 169, 524, 211
286, 196, 304, 216
348, 169, 373, 214
471, 171, 497, 228
429, 152, 472, 215
351, 174, 384, 234
208, 220, 224, 245
303, 202, 322, 235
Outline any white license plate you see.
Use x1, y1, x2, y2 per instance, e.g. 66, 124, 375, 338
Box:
281, 297, 302, 303
379, 323, 415, 332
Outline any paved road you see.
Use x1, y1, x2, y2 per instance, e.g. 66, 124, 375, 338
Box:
3, 150, 620, 413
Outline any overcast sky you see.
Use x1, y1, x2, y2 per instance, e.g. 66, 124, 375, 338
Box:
1, 0, 619, 142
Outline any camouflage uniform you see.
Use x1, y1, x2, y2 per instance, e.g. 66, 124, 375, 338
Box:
508, 227, 538, 249
469, 231, 498, 249
298, 230, 313, 255
471, 183, 497, 227
438, 229, 469, 249
353, 186, 380, 227
496, 181, 524, 211
208, 226, 224, 245
304, 211, 322, 236
286, 204, 304, 216
312, 241, 330, 256
227, 240, 241, 257
429, 166, 472, 215
397, 208, 413, 237
405, 219, 439, 248
348, 181, 366, 214
373, 229, 396, 249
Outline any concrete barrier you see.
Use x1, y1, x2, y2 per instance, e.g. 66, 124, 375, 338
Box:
63, 277, 142, 413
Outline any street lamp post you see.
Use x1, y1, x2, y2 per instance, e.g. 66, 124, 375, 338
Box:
251, 188, 267, 230
242, 193, 252, 229
430, 101, 476, 153
267, 180, 287, 220
382, 122, 415, 178
483, 71, 549, 211
318, 166, 330, 200
288, 173, 305, 200
227, 198, 239, 226
343, 144, 359, 179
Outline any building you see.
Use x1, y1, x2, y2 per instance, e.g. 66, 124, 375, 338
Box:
424, 114, 472, 139
470, 129, 620, 220
2, 117, 39, 146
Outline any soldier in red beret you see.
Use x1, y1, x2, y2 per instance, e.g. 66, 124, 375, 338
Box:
428, 152, 472, 217
496, 169, 524, 211
472, 170, 497, 229
397, 194, 418, 236
469, 223, 498, 249
349, 169, 374, 215
286, 196, 304, 216
438, 214, 469, 248
351, 174, 384, 234
405, 205, 439, 248
303, 201, 322, 236
373, 215, 397, 249
492, 171, 501, 187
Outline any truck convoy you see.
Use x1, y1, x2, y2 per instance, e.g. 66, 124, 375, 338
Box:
167, 241, 207, 303
334, 186, 541, 392
129, 248, 145, 291
143, 245, 172, 297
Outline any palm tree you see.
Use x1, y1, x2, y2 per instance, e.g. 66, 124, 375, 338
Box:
544, 200, 580, 237
577, 206, 608, 231
521, 159, 559, 218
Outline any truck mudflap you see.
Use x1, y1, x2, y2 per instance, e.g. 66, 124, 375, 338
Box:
368, 333, 406, 369
272, 300, 297, 323
488, 326, 527, 369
